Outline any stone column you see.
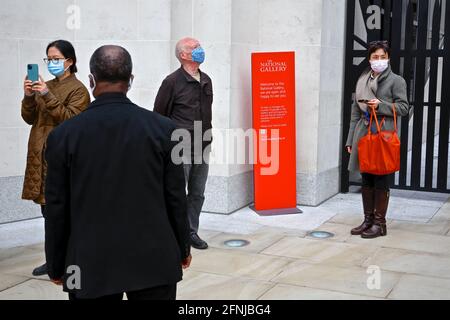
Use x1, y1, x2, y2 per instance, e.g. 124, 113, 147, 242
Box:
180, 0, 347, 212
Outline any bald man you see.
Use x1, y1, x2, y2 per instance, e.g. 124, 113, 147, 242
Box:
44, 45, 191, 300
154, 37, 213, 250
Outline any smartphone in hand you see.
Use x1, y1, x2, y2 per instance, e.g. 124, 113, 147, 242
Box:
27, 64, 39, 83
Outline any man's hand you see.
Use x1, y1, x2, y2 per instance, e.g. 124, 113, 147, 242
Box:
31, 75, 49, 96
182, 254, 192, 269
51, 278, 63, 286
367, 99, 380, 112
346, 146, 352, 154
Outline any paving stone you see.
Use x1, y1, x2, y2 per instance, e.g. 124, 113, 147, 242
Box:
388, 275, 450, 300
0, 273, 29, 291
262, 236, 379, 267
259, 283, 383, 300
0, 279, 66, 300
189, 248, 293, 281
347, 229, 450, 256
178, 271, 274, 300
363, 247, 450, 279
205, 229, 286, 253
272, 262, 400, 298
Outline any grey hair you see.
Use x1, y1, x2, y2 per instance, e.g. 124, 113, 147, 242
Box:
175, 37, 198, 62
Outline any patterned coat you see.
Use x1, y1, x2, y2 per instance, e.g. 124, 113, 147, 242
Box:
21, 74, 90, 204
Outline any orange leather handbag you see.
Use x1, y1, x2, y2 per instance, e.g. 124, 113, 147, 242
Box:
358, 104, 401, 175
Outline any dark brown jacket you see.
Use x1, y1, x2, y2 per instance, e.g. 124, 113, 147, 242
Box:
154, 67, 213, 134
21, 73, 90, 204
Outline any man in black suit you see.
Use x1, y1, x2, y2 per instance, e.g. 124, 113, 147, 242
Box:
43, 45, 191, 300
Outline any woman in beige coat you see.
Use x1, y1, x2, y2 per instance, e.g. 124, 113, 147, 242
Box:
346, 41, 410, 239
21, 40, 90, 276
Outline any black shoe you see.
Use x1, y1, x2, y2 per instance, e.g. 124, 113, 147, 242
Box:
32, 263, 48, 276
190, 233, 208, 250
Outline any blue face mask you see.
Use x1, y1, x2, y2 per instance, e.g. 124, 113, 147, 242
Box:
48, 59, 68, 77
191, 47, 205, 64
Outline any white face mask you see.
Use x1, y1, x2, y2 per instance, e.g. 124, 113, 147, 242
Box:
370, 59, 389, 74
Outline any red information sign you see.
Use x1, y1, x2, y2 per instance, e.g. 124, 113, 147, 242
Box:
251, 52, 298, 213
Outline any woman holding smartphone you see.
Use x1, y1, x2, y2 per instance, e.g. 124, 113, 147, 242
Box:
345, 41, 410, 239
21, 40, 90, 276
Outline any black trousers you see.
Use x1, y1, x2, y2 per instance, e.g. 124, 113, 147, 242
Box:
361, 173, 392, 191
68, 284, 177, 300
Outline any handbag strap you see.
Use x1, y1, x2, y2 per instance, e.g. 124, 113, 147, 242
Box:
367, 103, 398, 135
392, 103, 398, 132
368, 107, 382, 134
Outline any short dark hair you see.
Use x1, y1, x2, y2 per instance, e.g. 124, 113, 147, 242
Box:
46, 40, 78, 73
367, 40, 391, 60
89, 45, 133, 83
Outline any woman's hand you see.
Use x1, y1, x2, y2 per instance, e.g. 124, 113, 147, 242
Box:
23, 76, 34, 96
367, 99, 380, 112
31, 76, 49, 96
346, 146, 352, 154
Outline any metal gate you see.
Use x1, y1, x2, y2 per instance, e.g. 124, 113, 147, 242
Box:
341, 0, 450, 193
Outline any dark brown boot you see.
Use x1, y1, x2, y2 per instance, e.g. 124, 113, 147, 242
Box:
351, 186, 375, 235
362, 189, 389, 239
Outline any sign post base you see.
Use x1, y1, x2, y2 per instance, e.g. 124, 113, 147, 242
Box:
249, 205, 303, 217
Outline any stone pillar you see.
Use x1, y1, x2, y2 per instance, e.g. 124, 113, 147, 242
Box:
0, 0, 174, 222
195, 0, 347, 212
171, 0, 254, 214
0, 0, 348, 221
